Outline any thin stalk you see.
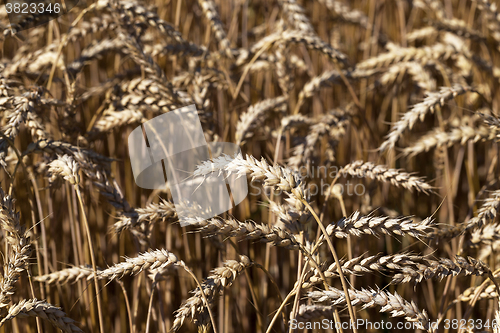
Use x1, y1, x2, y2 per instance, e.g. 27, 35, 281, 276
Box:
180, 265, 219, 333
145, 281, 157, 333
265, 242, 331, 333
300, 199, 358, 332
116, 279, 134, 333
289, 232, 304, 333
75, 186, 105, 333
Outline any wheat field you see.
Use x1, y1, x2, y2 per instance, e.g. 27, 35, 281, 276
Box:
1, 0, 500, 332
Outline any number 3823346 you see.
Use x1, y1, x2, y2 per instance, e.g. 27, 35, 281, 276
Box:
6, 2, 61, 14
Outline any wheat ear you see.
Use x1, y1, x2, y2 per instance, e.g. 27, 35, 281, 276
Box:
0, 189, 33, 308
308, 287, 431, 331
171, 255, 253, 331
379, 85, 475, 152
34, 266, 96, 285
339, 161, 433, 194
235, 96, 288, 145
93, 249, 183, 281
111, 198, 177, 234
0, 299, 83, 332
402, 125, 498, 157
197, 0, 232, 57
464, 189, 500, 231
278, 0, 314, 33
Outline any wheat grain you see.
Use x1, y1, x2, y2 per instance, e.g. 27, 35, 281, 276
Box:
294, 304, 334, 321
406, 27, 439, 42
288, 113, 349, 169
376, 62, 436, 91
193, 153, 307, 200
431, 18, 485, 42
451, 284, 498, 305
48, 154, 80, 186
303, 253, 490, 286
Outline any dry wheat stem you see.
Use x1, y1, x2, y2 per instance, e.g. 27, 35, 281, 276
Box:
300, 198, 358, 333
75, 181, 105, 333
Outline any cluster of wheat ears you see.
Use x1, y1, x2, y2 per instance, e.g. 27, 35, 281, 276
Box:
3, 0, 500, 332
